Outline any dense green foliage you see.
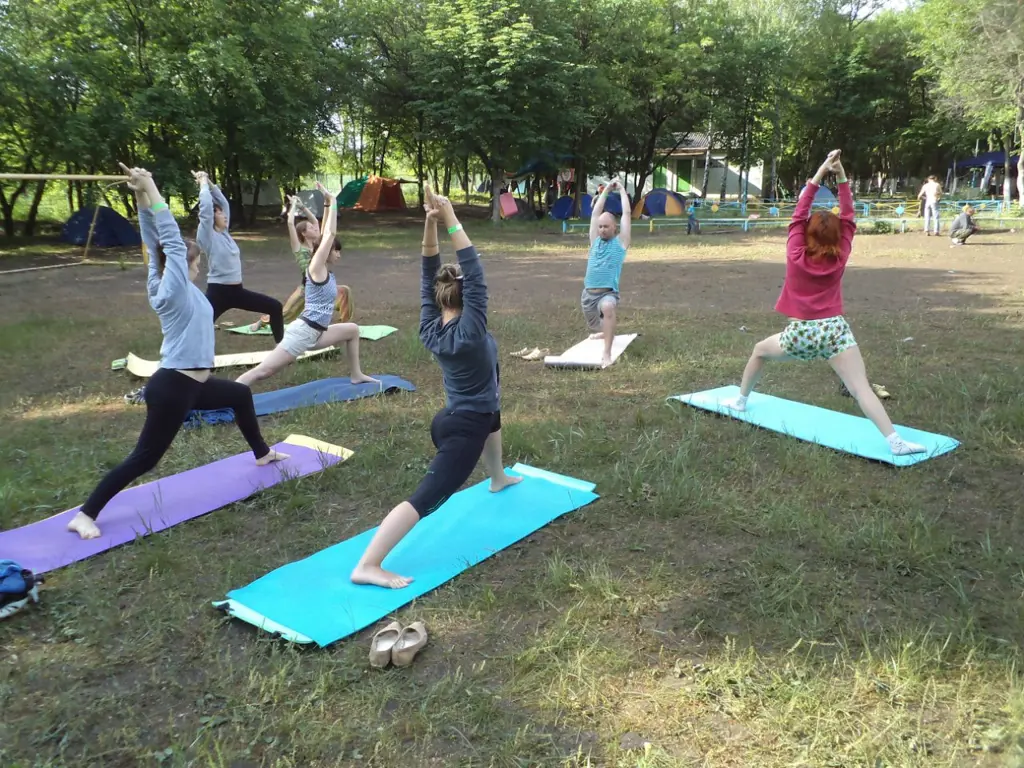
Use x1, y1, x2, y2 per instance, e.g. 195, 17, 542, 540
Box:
1, 0, 1021, 231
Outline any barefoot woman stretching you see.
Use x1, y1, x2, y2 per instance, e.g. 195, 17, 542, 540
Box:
351, 188, 521, 589
248, 187, 352, 332
67, 166, 287, 540
721, 150, 926, 457
194, 170, 286, 342
235, 185, 376, 388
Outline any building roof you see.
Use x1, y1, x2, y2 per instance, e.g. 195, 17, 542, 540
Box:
660, 132, 712, 157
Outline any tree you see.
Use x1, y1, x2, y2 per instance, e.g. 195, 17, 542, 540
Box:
418, 0, 583, 221
915, 0, 1024, 206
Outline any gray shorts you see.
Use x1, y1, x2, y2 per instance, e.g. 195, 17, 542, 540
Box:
280, 319, 322, 357
581, 288, 619, 331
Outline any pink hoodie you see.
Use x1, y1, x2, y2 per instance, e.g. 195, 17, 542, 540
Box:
775, 181, 856, 320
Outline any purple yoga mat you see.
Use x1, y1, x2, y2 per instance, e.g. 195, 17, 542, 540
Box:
0, 440, 344, 575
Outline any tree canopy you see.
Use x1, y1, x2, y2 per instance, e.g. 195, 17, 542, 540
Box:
1, 0, 1020, 233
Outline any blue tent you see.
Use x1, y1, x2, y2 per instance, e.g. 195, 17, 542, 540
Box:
639, 188, 687, 217
954, 151, 1020, 170
549, 194, 593, 220
61, 207, 141, 248
799, 185, 836, 205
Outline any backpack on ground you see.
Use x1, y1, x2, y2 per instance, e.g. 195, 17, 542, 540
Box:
0, 560, 42, 621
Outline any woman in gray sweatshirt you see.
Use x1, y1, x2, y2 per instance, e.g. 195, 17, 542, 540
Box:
194, 171, 285, 342
350, 187, 522, 590
66, 166, 287, 541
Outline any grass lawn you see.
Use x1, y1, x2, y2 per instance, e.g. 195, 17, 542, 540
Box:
1, 212, 1023, 767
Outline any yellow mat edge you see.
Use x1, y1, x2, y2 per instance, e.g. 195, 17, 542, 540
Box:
282, 433, 354, 460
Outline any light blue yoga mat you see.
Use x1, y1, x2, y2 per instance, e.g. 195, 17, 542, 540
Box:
670, 385, 960, 466
214, 463, 599, 646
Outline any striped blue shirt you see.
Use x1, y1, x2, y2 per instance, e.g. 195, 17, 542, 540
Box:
301, 269, 337, 328
584, 236, 628, 292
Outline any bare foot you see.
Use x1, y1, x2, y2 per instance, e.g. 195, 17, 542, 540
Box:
256, 449, 289, 466
490, 473, 524, 493
351, 373, 381, 386
67, 511, 101, 540
589, 332, 604, 340
351, 564, 414, 589
600, 354, 612, 368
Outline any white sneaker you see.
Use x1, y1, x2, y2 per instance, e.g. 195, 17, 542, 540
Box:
889, 436, 926, 456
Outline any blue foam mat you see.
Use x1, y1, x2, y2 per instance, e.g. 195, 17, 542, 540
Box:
184, 375, 415, 427
670, 385, 960, 466
214, 463, 599, 646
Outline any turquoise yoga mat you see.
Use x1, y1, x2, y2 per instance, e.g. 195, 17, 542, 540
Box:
670, 385, 960, 466
214, 463, 599, 646
224, 324, 398, 340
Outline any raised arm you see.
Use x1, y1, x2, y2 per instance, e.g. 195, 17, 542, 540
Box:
788, 150, 840, 253
833, 157, 856, 256
589, 184, 612, 242
419, 206, 442, 332
432, 189, 487, 343
614, 179, 631, 249
285, 195, 302, 253
195, 172, 214, 255
209, 182, 230, 228
307, 185, 337, 284
122, 164, 191, 310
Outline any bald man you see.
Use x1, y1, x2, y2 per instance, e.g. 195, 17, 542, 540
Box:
582, 178, 632, 367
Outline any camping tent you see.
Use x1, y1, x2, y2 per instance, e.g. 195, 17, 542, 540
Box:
549, 194, 594, 220
632, 188, 686, 218
953, 151, 1021, 169
296, 189, 325, 220
799, 184, 836, 206
61, 206, 141, 248
338, 178, 367, 208
347, 176, 409, 211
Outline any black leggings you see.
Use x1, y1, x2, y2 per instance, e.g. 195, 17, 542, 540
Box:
206, 283, 284, 343
80, 368, 270, 520
407, 409, 502, 517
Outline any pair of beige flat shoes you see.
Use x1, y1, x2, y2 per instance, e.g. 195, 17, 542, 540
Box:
369, 620, 428, 668
510, 347, 549, 361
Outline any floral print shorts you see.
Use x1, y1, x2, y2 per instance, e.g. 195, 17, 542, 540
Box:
779, 315, 857, 361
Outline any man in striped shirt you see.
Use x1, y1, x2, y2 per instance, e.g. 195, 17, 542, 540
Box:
582, 178, 632, 367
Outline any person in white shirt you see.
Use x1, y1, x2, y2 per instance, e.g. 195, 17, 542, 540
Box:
917, 175, 943, 236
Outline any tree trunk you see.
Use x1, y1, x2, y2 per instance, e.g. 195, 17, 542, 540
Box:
770, 94, 780, 201
416, 130, 425, 207
0, 178, 29, 237
250, 175, 262, 223
1003, 131, 1014, 208
719, 156, 729, 201
701, 136, 714, 199
442, 162, 452, 197
1016, 112, 1024, 209
489, 165, 503, 223
23, 180, 48, 236
572, 154, 587, 218
464, 156, 471, 205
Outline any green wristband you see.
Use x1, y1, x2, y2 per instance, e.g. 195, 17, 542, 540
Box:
447, 223, 463, 234
836, 176, 848, 184
151, 202, 168, 213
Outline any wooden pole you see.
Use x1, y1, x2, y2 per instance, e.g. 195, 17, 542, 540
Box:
0, 173, 129, 182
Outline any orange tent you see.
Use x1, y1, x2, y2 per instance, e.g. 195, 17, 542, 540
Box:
354, 176, 410, 211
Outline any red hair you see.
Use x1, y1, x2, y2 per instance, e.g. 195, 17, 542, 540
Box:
805, 211, 842, 263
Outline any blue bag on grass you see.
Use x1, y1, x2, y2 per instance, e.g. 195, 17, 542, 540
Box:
0, 560, 42, 621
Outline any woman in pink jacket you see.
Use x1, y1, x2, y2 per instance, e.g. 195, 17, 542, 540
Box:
723, 150, 925, 456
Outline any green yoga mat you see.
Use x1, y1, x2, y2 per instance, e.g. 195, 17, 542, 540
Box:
224, 324, 398, 340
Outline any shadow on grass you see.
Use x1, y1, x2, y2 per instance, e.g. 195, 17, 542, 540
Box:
2, 243, 1024, 765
